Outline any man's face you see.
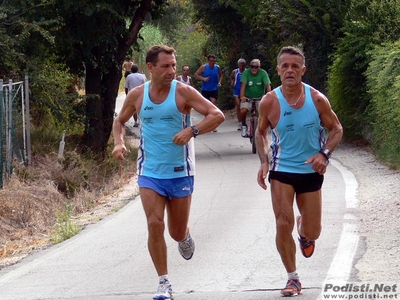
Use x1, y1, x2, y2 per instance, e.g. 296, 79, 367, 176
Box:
208, 57, 216, 67
182, 67, 190, 74
148, 52, 176, 85
238, 62, 246, 70
250, 62, 260, 75
276, 54, 306, 86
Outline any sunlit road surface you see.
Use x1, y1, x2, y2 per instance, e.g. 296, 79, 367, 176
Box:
0, 96, 358, 299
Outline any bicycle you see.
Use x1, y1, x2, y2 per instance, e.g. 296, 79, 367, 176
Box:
246, 97, 260, 154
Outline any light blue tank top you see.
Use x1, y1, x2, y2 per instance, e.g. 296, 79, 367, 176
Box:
201, 64, 220, 91
137, 80, 195, 178
270, 83, 325, 173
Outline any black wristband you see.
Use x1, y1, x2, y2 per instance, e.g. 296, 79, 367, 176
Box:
319, 149, 331, 160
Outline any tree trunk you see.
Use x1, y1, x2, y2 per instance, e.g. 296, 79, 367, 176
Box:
83, 63, 104, 155
82, 0, 153, 157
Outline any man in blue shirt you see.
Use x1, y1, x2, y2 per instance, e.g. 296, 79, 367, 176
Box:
112, 45, 224, 300
230, 58, 246, 130
194, 54, 223, 107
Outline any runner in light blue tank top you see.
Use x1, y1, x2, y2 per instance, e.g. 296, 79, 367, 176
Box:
270, 83, 326, 173
137, 80, 195, 179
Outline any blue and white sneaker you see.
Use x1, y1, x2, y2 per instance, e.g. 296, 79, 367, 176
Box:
178, 234, 195, 260
153, 278, 173, 300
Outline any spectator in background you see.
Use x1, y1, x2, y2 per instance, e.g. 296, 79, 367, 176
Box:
176, 65, 194, 87
124, 63, 146, 127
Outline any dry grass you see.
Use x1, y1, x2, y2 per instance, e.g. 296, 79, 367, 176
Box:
0, 136, 137, 267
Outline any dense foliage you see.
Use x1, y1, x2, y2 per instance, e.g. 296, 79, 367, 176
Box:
366, 41, 400, 168
1, 0, 400, 166
1, 0, 168, 156
327, 0, 400, 140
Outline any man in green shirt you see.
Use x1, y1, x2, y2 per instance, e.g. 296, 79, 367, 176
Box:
239, 59, 271, 137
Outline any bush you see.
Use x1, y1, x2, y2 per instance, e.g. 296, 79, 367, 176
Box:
365, 41, 400, 168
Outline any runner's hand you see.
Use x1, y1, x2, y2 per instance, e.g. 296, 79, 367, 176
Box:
112, 144, 128, 161
257, 163, 269, 190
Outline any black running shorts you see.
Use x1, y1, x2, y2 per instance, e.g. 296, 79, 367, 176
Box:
268, 171, 324, 194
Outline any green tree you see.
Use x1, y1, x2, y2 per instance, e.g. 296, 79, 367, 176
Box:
0, 0, 168, 156
50, 0, 167, 156
221, 0, 349, 92
0, 0, 56, 79
365, 41, 400, 166
327, 0, 400, 139
131, 24, 167, 79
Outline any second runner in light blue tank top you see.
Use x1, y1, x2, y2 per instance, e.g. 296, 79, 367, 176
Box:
137, 80, 195, 178
270, 84, 326, 173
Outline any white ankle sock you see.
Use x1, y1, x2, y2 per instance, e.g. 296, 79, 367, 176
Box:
159, 275, 169, 282
288, 271, 299, 280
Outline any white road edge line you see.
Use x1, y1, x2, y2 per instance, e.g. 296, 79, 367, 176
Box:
318, 159, 360, 299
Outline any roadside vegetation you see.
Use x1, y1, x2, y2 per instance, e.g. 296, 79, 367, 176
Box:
1, 0, 399, 265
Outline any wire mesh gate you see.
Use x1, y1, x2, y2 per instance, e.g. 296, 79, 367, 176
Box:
0, 76, 31, 188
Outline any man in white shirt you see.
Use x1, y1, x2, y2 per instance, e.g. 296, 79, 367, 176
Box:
176, 65, 194, 86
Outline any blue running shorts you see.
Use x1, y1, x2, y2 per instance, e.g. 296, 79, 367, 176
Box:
138, 175, 194, 200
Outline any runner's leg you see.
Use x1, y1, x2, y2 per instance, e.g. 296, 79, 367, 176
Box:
140, 187, 168, 276
296, 190, 322, 240
270, 179, 297, 272
167, 194, 192, 241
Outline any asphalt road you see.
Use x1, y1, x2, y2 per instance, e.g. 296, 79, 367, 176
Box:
0, 96, 359, 299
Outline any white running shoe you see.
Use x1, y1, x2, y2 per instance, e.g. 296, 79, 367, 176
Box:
241, 125, 248, 137
178, 234, 195, 260
237, 122, 242, 130
153, 278, 173, 300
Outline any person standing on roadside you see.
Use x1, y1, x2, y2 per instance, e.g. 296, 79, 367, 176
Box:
176, 65, 194, 87
124, 63, 146, 127
230, 58, 246, 131
255, 46, 343, 297
239, 59, 271, 137
112, 45, 225, 300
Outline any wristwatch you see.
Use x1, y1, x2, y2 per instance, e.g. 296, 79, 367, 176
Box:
191, 125, 199, 138
319, 148, 331, 160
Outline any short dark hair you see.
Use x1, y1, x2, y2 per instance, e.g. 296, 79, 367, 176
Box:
146, 45, 176, 65
277, 46, 305, 66
182, 65, 189, 71
130, 63, 139, 73
207, 54, 216, 60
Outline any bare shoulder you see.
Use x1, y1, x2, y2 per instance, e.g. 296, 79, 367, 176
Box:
176, 81, 199, 97
309, 86, 332, 111
126, 84, 144, 105
195, 64, 205, 73
260, 90, 278, 109
176, 81, 201, 112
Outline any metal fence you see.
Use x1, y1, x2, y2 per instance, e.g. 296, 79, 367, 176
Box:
0, 76, 31, 188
